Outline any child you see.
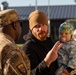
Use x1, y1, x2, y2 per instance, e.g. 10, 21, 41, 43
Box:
56, 22, 76, 75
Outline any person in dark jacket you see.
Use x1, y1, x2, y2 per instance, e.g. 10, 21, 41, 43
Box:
22, 10, 69, 75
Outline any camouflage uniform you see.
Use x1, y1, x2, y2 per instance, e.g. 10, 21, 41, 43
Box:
0, 9, 30, 75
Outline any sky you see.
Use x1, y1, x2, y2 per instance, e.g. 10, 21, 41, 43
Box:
0, 0, 76, 7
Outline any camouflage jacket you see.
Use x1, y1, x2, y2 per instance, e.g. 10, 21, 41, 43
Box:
57, 40, 76, 75
0, 33, 30, 75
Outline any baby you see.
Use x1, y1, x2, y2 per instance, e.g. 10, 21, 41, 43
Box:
56, 22, 76, 75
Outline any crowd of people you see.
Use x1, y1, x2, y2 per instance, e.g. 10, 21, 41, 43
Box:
0, 8, 75, 75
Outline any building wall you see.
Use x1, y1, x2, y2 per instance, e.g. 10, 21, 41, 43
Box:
50, 19, 65, 42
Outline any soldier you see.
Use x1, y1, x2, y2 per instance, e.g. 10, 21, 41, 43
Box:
0, 9, 30, 75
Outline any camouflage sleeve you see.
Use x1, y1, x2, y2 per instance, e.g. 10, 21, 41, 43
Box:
2, 45, 30, 75
68, 46, 76, 69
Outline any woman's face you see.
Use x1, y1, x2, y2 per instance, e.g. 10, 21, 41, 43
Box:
32, 24, 48, 41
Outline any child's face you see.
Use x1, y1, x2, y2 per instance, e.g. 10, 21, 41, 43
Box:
59, 32, 71, 43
